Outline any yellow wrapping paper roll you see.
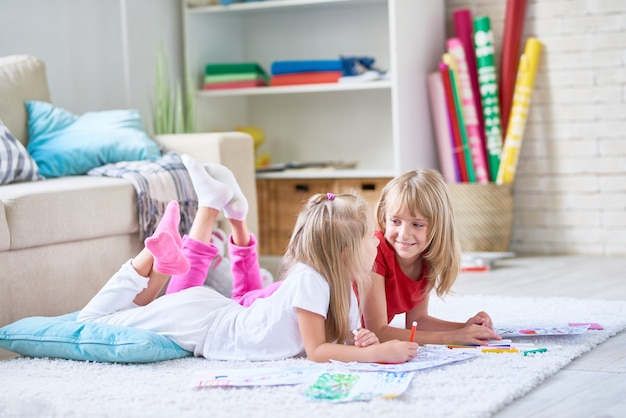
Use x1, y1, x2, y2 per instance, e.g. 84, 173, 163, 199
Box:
496, 38, 542, 185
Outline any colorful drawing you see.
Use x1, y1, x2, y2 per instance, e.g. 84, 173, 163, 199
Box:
192, 347, 478, 402
305, 373, 360, 401
495, 324, 590, 337
192, 366, 415, 402
304, 371, 415, 402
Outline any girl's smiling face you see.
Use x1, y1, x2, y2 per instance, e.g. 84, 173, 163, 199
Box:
384, 205, 429, 262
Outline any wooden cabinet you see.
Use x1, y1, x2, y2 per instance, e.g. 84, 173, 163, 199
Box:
257, 176, 391, 254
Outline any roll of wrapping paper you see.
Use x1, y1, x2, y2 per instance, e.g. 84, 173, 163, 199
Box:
453, 9, 487, 165
447, 37, 489, 184
496, 38, 542, 185
474, 16, 503, 182
443, 52, 462, 111
439, 61, 468, 182
499, 0, 528, 137
427, 71, 459, 183
443, 53, 476, 183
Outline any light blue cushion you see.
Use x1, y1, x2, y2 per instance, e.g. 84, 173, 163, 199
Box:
0, 312, 191, 363
25, 101, 161, 178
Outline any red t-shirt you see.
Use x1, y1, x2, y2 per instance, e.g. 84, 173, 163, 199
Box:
374, 230, 428, 324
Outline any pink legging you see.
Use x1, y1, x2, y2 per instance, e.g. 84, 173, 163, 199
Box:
165, 233, 282, 307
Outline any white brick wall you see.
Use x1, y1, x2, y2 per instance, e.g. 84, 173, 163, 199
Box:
445, 0, 626, 256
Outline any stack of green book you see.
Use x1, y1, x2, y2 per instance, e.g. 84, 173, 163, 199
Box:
203, 62, 269, 90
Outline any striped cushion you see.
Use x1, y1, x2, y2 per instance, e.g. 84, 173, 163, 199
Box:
0, 118, 43, 184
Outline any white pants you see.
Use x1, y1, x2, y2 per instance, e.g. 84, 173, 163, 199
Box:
77, 260, 235, 355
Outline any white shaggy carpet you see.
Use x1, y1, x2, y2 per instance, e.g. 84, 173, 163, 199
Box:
1, 294, 625, 418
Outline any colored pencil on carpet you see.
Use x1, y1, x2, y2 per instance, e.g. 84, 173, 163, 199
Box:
482, 348, 519, 353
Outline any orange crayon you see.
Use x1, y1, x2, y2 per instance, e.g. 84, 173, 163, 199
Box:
409, 321, 417, 342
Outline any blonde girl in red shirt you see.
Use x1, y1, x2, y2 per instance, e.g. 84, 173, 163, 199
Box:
361, 169, 501, 346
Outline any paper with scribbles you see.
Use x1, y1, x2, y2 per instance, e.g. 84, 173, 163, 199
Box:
191, 366, 415, 402
330, 345, 478, 373
495, 324, 590, 337
304, 371, 415, 402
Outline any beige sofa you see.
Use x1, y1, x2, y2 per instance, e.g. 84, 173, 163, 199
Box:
0, 55, 259, 328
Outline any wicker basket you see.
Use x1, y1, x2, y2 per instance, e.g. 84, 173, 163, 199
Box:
448, 183, 513, 252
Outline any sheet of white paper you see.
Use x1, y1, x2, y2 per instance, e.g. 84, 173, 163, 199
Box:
329, 345, 478, 373
191, 365, 326, 388
303, 371, 416, 402
495, 324, 590, 337
191, 366, 416, 403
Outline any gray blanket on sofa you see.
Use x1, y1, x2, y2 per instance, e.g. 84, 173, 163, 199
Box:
87, 152, 197, 241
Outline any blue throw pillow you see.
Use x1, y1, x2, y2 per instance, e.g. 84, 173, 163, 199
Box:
0, 312, 191, 363
25, 101, 161, 178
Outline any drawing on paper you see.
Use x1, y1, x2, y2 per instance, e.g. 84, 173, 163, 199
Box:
495, 324, 590, 337
305, 372, 360, 401
304, 371, 415, 403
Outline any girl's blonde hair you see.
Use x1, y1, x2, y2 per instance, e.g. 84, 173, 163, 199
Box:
375, 169, 461, 297
279, 192, 373, 345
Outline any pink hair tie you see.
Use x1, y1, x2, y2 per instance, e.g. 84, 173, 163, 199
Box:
327, 192, 335, 201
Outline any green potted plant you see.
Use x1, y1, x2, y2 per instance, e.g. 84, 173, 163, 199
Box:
152, 44, 195, 135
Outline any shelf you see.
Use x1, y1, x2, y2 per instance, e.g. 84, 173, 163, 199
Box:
187, 0, 383, 14
184, 0, 445, 176
256, 168, 395, 179
185, 0, 445, 253
198, 79, 392, 97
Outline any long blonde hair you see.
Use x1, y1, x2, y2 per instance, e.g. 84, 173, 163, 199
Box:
375, 169, 461, 297
279, 192, 373, 344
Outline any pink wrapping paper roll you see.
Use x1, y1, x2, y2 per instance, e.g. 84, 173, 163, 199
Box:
427, 71, 458, 183
447, 37, 489, 184
453, 9, 487, 167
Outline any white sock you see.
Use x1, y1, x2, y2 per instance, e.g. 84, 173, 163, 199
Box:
182, 154, 233, 210
204, 162, 249, 221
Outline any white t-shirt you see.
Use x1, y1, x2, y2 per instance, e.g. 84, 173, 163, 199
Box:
199, 262, 360, 360
80, 261, 359, 362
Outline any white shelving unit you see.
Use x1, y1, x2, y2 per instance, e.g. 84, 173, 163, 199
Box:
182, 0, 445, 178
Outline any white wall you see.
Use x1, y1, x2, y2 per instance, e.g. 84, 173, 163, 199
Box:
1, 0, 624, 256
0, 0, 183, 134
445, 0, 626, 256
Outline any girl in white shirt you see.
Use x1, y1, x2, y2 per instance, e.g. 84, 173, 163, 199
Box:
78, 155, 418, 363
